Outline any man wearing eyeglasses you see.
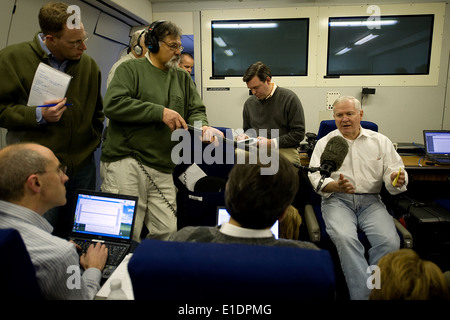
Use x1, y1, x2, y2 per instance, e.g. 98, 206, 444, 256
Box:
0, 2, 104, 238
0, 143, 108, 299
101, 20, 223, 242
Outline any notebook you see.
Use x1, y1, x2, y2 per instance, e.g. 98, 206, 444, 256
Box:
68, 189, 138, 279
216, 206, 279, 239
423, 130, 450, 164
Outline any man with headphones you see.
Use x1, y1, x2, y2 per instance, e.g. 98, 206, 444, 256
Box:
106, 29, 148, 87
101, 21, 223, 242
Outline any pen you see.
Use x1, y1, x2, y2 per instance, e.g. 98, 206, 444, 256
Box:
36, 103, 73, 108
392, 168, 401, 187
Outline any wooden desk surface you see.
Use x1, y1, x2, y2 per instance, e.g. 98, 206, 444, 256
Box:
401, 155, 450, 169
401, 155, 450, 181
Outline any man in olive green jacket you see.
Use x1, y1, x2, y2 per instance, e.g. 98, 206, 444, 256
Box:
0, 2, 104, 237
101, 20, 221, 242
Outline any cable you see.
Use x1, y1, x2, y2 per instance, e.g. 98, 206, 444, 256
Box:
412, 141, 425, 152
121, 127, 177, 216
418, 156, 424, 167
130, 147, 177, 216
412, 142, 426, 166
5, 0, 17, 48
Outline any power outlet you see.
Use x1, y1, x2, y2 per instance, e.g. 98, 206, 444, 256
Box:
326, 91, 340, 110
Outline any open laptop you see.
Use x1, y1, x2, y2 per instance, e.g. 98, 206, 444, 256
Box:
423, 130, 450, 164
68, 189, 138, 279
216, 206, 279, 239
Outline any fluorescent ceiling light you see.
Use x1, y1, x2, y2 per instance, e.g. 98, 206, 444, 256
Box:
213, 36, 227, 47
212, 23, 278, 29
329, 20, 398, 27
335, 47, 352, 55
354, 34, 379, 45
224, 49, 234, 56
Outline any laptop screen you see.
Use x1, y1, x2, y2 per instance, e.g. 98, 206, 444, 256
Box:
71, 190, 138, 241
424, 130, 450, 155
216, 207, 279, 239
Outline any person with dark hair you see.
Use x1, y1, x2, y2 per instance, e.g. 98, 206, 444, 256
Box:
370, 249, 450, 300
0, 2, 104, 238
101, 20, 223, 242
0, 143, 108, 300
238, 61, 305, 165
169, 153, 317, 249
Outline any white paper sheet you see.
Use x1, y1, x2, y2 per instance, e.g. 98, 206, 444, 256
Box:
27, 62, 72, 106
178, 163, 207, 192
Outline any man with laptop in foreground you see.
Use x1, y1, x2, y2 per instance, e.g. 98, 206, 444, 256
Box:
169, 153, 318, 250
0, 143, 108, 300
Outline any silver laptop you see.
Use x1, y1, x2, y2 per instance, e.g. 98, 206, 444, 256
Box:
68, 189, 138, 279
423, 130, 450, 164
216, 206, 279, 239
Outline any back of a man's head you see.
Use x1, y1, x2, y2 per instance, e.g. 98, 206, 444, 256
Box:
0, 143, 47, 202
225, 154, 298, 229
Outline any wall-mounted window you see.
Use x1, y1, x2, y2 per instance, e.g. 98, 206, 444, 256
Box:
201, 3, 445, 88
211, 18, 309, 77
317, 3, 445, 87
201, 7, 318, 88
327, 15, 434, 76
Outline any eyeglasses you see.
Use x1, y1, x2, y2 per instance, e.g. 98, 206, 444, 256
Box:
35, 164, 68, 177
160, 40, 184, 52
66, 33, 89, 48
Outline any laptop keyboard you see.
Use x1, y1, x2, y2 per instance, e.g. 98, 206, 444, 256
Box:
73, 239, 128, 266
429, 156, 450, 163
435, 158, 450, 163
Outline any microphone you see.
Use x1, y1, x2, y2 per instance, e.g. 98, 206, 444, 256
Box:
293, 162, 320, 173
315, 136, 349, 192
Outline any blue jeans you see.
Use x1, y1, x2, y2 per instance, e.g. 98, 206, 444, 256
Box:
321, 193, 400, 300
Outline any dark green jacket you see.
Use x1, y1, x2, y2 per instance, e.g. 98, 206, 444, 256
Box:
101, 57, 208, 173
0, 33, 104, 176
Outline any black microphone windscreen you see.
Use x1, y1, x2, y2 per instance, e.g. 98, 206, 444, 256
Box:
319, 136, 349, 171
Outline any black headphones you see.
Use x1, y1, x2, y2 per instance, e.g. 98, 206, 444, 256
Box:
145, 20, 165, 53
133, 30, 146, 56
